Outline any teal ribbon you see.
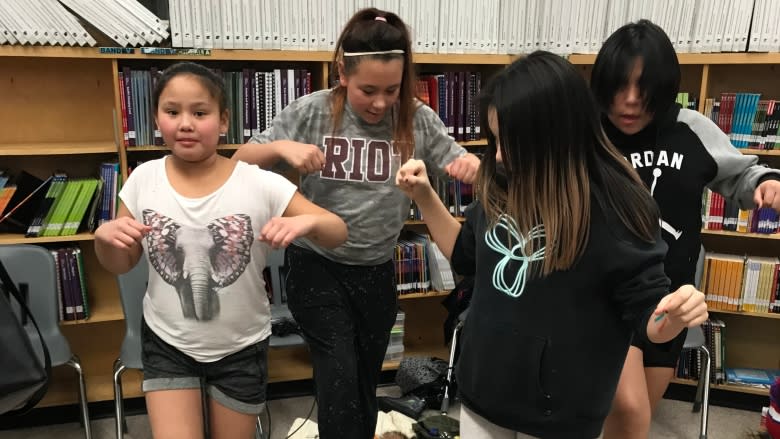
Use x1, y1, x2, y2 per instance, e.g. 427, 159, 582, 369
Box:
484, 214, 546, 298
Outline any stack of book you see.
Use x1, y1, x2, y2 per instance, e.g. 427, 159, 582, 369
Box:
676, 319, 726, 384
26, 174, 102, 238
51, 246, 91, 322
726, 367, 780, 389
394, 232, 431, 295
0, 165, 117, 237
699, 252, 780, 313
0, 0, 167, 47
384, 310, 405, 363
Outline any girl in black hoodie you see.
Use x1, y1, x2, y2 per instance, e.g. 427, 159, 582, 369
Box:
396, 51, 709, 438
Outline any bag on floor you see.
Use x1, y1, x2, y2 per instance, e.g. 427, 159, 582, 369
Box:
0, 260, 51, 416
395, 357, 448, 410
412, 414, 459, 439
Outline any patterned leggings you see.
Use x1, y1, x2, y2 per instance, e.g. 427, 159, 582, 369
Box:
284, 245, 398, 439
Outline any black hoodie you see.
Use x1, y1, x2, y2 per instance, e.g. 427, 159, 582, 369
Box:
451, 191, 669, 438
604, 104, 780, 289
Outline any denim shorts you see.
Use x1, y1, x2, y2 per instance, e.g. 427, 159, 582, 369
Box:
141, 319, 269, 415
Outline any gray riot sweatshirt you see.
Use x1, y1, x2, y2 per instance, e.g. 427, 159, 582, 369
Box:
250, 89, 465, 265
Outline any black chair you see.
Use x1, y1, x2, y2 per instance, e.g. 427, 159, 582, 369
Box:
0, 244, 92, 439
267, 247, 305, 348
682, 245, 711, 439
113, 253, 147, 439
440, 308, 466, 415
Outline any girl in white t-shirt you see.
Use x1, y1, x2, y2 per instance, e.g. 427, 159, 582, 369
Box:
94, 62, 346, 439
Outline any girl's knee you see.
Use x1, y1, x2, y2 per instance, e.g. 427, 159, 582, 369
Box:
611, 390, 651, 422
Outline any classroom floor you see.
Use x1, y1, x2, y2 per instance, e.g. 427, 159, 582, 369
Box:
0, 386, 763, 439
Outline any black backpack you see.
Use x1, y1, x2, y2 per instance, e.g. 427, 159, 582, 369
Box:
395, 356, 448, 410
0, 260, 51, 416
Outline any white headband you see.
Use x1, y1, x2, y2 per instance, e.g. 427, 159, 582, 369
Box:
342, 49, 405, 57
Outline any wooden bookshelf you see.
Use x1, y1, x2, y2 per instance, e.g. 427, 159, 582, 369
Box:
670, 378, 769, 396
460, 139, 488, 147
126, 144, 240, 152
406, 217, 466, 226
569, 52, 780, 65
710, 309, 780, 320
741, 149, 780, 157
0, 141, 117, 156
700, 229, 780, 240
398, 290, 450, 300
2, 44, 779, 408
0, 232, 96, 245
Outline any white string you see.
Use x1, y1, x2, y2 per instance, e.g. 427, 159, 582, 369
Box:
342, 49, 404, 57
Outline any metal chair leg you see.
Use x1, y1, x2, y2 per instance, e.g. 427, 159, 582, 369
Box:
66, 355, 92, 439
693, 368, 703, 413
697, 345, 711, 439
113, 359, 127, 439
441, 320, 463, 415
255, 414, 264, 439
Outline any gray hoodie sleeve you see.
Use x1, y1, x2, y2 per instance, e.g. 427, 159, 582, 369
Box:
680, 108, 780, 209
414, 103, 467, 176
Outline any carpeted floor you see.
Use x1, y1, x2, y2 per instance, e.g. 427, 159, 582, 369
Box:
0, 386, 764, 439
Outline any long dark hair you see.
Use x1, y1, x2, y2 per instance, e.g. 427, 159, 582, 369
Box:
330, 8, 416, 161
477, 51, 660, 276
591, 19, 680, 116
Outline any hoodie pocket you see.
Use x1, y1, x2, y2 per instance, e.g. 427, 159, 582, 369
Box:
458, 328, 560, 419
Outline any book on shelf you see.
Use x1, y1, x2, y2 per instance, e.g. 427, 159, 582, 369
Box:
676, 318, 726, 384
726, 367, 780, 386
51, 246, 90, 321
703, 93, 780, 150
702, 188, 780, 234
427, 240, 455, 291
0, 171, 54, 234
699, 252, 780, 314
395, 231, 432, 295
25, 172, 67, 237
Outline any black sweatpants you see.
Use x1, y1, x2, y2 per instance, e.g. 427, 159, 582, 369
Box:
284, 244, 398, 439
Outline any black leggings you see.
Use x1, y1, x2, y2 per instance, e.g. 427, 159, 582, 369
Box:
284, 245, 398, 439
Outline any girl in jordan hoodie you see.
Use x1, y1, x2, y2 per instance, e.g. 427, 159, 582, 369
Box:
591, 19, 780, 439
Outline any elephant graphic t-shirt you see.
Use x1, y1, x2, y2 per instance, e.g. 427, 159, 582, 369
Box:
120, 157, 297, 362
249, 88, 466, 265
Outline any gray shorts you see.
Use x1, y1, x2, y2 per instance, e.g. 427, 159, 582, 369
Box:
141, 319, 269, 415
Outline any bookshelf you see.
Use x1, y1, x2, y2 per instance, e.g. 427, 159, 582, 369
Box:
700, 177, 780, 397
1, 46, 779, 408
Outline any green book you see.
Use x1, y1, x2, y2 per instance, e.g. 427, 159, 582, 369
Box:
42, 179, 82, 237
61, 178, 99, 236
74, 247, 90, 320
27, 173, 68, 237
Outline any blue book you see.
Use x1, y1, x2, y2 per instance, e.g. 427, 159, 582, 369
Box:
726, 367, 780, 385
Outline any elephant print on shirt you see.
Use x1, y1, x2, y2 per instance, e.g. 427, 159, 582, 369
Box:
142, 209, 254, 321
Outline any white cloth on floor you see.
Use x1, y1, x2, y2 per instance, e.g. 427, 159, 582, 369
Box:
375, 410, 416, 437
284, 410, 416, 438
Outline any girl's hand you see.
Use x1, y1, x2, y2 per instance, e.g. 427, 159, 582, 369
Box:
653, 285, 709, 331
445, 153, 480, 184
95, 217, 150, 250
277, 140, 325, 174
259, 215, 315, 249
754, 179, 780, 212
396, 159, 433, 200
